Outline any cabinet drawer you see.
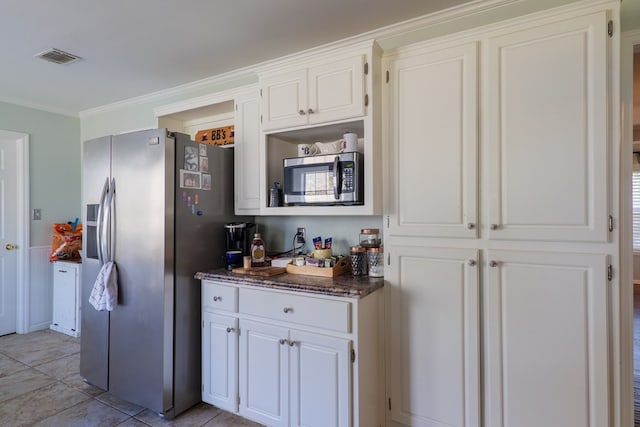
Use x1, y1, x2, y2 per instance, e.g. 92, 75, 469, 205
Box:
203, 281, 238, 312
239, 288, 351, 333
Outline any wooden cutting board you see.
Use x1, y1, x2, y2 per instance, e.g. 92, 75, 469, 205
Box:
232, 266, 286, 276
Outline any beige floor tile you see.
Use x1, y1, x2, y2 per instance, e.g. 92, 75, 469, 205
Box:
116, 418, 152, 427
0, 353, 28, 378
0, 381, 91, 426
34, 352, 80, 380
133, 402, 221, 426
32, 399, 130, 427
60, 372, 107, 397
203, 411, 265, 427
0, 334, 80, 367
97, 392, 145, 416
0, 368, 56, 403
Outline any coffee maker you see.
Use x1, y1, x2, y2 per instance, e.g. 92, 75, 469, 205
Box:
225, 222, 255, 256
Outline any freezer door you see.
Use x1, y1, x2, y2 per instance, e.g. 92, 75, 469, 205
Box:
79, 135, 111, 391
107, 129, 175, 414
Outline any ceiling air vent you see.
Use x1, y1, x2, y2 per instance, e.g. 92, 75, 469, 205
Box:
35, 48, 81, 65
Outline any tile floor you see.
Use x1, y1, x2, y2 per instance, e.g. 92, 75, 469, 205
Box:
0, 329, 263, 426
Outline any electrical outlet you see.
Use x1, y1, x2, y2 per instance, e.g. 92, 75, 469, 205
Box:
296, 227, 305, 244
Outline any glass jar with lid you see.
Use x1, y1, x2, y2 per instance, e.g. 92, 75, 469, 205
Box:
359, 228, 381, 248
366, 247, 384, 277
350, 246, 367, 276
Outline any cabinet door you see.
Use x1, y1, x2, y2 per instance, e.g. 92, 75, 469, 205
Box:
484, 250, 609, 427
486, 12, 608, 242
308, 55, 365, 125
387, 247, 480, 427
261, 69, 308, 131
386, 42, 478, 238
234, 92, 261, 214
239, 319, 289, 427
202, 312, 238, 412
289, 330, 351, 427
52, 263, 78, 332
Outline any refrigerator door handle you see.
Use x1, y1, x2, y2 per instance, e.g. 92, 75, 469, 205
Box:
96, 177, 109, 266
104, 178, 116, 262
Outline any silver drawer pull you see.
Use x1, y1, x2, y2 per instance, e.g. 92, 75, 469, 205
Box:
226, 327, 235, 333
213, 296, 221, 302
283, 307, 292, 314
279, 338, 288, 345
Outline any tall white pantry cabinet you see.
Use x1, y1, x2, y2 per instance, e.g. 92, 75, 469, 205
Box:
383, 2, 619, 427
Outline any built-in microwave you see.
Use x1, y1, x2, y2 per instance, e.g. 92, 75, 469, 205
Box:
283, 152, 364, 206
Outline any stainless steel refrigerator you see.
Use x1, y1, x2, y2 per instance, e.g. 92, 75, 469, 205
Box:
80, 128, 248, 418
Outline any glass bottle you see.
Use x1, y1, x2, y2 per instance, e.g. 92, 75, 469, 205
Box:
250, 233, 265, 267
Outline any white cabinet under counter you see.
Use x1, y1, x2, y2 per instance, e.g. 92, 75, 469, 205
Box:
199, 270, 384, 427
50, 261, 81, 337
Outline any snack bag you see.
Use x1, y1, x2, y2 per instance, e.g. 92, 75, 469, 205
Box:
49, 223, 82, 262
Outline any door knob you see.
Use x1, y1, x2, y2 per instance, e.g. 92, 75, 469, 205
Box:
5, 243, 16, 251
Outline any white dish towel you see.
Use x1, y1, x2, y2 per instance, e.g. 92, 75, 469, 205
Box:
89, 261, 118, 311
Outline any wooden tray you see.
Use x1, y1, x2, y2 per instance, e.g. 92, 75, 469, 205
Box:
232, 266, 286, 277
285, 257, 351, 278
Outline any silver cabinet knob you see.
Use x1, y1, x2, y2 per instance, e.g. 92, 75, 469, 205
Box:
213, 296, 221, 302
490, 224, 499, 230
298, 110, 306, 115
489, 260, 498, 267
288, 340, 298, 347
307, 108, 314, 114
467, 223, 475, 230
226, 327, 235, 333
279, 339, 288, 345
468, 260, 476, 267
283, 307, 292, 314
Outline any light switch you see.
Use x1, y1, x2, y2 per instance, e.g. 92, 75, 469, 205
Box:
32, 209, 41, 220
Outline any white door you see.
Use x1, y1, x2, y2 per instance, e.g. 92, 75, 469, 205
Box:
386, 41, 478, 238
484, 250, 609, 427
0, 131, 25, 336
387, 246, 480, 427
202, 312, 238, 412
239, 319, 289, 427
289, 330, 351, 427
486, 11, 609, 242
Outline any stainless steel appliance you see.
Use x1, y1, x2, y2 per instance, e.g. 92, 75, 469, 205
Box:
283, 152, 364, 205
79, 129, 250, 418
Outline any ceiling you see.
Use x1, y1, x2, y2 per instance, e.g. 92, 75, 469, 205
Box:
0, 0, 476, 116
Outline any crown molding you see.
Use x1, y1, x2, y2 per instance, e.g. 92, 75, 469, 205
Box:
0, 96, 79, 118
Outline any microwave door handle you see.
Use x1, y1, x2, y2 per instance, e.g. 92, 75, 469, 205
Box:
333, 156, 341, 200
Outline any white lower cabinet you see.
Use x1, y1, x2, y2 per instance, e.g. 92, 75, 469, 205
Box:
386, 247, 610, 427
239, 319, 351, 427
50, 261, 81, 337
202, 279, 382, 427
386, 247, 480, 427
202, 312, 238, 412
484, 250, 609, 427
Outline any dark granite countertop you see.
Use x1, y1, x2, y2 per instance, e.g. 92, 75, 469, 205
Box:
195, 269, 384, 299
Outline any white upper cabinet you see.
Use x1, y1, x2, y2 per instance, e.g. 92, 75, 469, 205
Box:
486, 11, 609, 242
234, 91, 261, 215
385, 41, 478, 238
261, 55, 365, 131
